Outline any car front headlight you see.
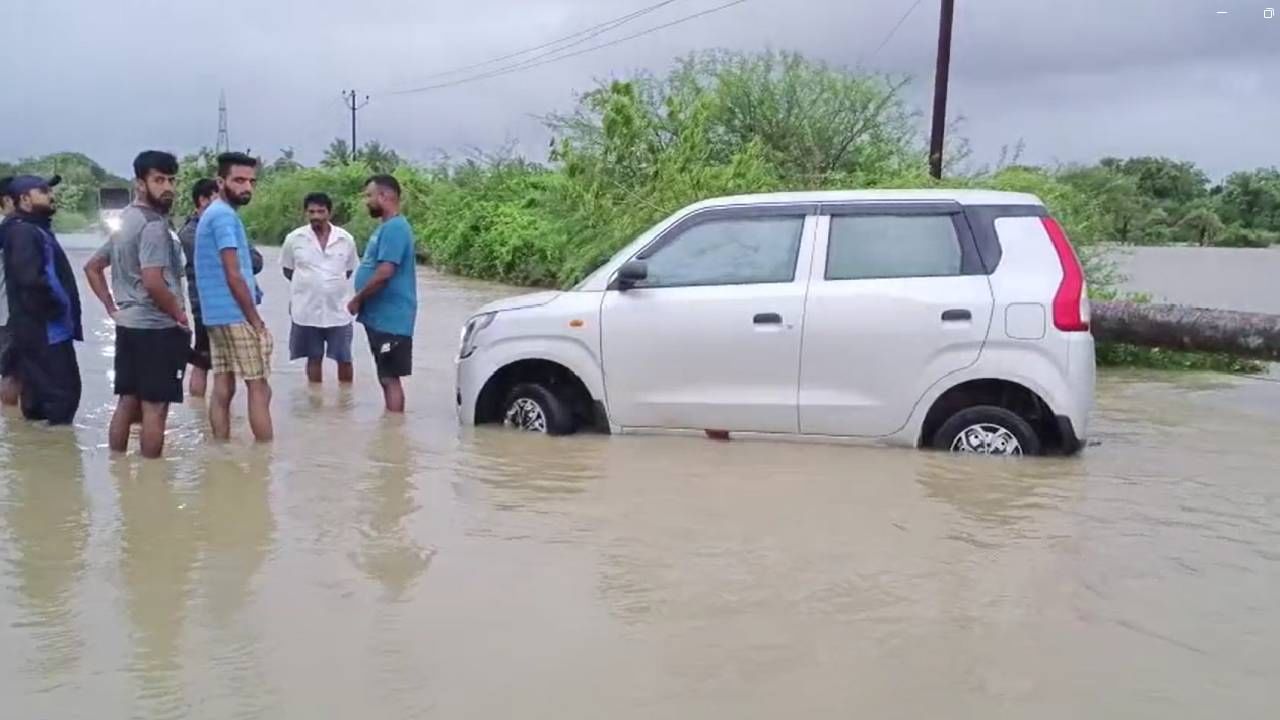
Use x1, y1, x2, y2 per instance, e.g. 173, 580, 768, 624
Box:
459, 312, 496, 359
105, 216, 123, 233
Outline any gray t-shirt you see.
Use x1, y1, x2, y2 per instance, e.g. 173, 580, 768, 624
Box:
93, 204, 186, 329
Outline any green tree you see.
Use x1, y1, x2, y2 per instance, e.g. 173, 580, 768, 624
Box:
321, 139, 352, 167
356, 141, 402, 174
1176, 202, 1226, 246
1106, 156, 1209, 207
1214, 168, 1280, 230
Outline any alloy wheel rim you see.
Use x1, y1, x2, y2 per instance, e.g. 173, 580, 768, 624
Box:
950, 423, 1022, 456
505, 398, 548, 433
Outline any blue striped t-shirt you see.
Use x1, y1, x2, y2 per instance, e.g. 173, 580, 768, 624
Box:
193, 199, 258, 327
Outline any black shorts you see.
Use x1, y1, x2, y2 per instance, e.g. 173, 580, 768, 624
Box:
190, 317, 211, 371
115, 326, 190, 404
365, 327, 413, 379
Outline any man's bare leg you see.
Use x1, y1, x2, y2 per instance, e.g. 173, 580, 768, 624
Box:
337, 362, 354, 384
306, 358, 323, 384
245, 379, 273, 442
381, 377, 405, 414
0, 377, 19, 407
109, 395, 142, 453
189, 367, 208, 398
139, 401, 170, 459
210, 372, 236, 440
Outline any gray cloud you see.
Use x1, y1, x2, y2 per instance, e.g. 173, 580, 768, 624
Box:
3, 0, 1277, 178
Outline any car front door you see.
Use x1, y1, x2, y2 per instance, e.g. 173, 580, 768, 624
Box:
798, 207, 995, 437
600, 208, 816, 434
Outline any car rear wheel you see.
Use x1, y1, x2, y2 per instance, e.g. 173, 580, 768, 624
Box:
502, 382, 576, 436
932, 405, 1041, 457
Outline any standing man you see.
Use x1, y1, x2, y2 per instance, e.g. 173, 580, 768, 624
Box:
348, 175, 417, 413
178, 178, 219, 398
194, 152, 273, 442
0, 176, 19, 407
0, 175, 83, 425
83, 151, 190, 458
281, 192, 359, 384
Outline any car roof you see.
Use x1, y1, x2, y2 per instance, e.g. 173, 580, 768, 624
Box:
688, 189, 1044, 210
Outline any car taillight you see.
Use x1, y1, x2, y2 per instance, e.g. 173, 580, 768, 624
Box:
1042, 216, 1090, 332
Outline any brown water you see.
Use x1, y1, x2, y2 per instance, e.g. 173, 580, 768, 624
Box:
2, 238, 1278, 718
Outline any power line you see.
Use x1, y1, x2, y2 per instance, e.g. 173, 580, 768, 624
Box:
387, 0, 750, 96
408, 0, 685, 83
867, 0, 927, 63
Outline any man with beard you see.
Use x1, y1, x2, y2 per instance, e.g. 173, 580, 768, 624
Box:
194, 152, 272, 442
348, 175, 418, 413
0, 174, 83, 425
84, 151, 189, 458
179, 178, 266, 398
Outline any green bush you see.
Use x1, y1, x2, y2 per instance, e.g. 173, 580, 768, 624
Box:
1217, 225, 1277, 248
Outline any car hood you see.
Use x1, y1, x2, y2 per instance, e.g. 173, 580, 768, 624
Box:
475, 291, 562, 315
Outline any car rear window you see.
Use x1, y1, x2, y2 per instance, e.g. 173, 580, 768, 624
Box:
826, 215, 963, 280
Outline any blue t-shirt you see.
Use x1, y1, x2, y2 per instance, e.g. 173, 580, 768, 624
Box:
194, 199, 258, 327
354, 215, 418, 337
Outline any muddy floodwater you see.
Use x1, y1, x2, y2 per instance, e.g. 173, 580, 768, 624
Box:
2, 237, 1278, 718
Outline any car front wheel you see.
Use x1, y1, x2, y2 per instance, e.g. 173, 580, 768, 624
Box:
502, 382, 576, 436
932, 405, 1041, 457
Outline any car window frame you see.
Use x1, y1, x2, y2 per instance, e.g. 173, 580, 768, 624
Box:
819, 202, 985, 281
611, 203, 817, 290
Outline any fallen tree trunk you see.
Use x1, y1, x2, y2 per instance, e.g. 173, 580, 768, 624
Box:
1091, 302, 1280, 362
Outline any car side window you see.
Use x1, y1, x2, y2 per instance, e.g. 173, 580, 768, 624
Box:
826, 215, 963, 280
640, 216, 805, 288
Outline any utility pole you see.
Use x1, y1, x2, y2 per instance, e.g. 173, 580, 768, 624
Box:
342, 90, 370, 163
929, 0, 956, 179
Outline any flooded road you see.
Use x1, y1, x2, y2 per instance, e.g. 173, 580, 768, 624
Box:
2, 237, 1278, 718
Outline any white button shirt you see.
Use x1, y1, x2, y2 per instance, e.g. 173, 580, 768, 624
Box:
280, 223, 359, 328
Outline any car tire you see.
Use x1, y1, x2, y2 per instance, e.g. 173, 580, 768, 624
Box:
932, 405, 1042, 457
502, 382, 577, 436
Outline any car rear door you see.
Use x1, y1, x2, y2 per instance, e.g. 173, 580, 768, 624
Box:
600, 206, 816, 434
798, 204, 995, 437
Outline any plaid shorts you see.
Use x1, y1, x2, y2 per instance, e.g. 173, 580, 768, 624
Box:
207, 323, 273, 381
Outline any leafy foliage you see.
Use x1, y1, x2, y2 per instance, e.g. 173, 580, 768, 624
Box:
0, 152, 129, 231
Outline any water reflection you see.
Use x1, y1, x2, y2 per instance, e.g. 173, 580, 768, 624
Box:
352, 419, 432, 601
113, 457, 198, 719
192, 450, 276, 717
1, 427, 88, 690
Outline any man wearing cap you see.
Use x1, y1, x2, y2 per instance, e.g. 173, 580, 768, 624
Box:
0, 174, 83, 425
0, 175, 19, 407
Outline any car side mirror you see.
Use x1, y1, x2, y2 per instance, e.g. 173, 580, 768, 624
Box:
614, 260, 649, 291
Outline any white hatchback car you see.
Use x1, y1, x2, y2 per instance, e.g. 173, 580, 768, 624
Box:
456, 190, 1095, 456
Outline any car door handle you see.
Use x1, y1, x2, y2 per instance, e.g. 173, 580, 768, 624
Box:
753, 313, 783, 325
941, 309, 972, 322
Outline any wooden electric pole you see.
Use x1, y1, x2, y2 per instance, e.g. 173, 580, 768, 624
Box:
929, 0, 956, 179
342, 90, 370, 163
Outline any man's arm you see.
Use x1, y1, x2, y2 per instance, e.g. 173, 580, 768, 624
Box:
83, 241, 117, 317
348, 262, 396, 315
221, 248, 264, 330
138, 222, 188, 328
280, 236, 295, 281
6, 224, 61, 319
211, 213, 265, 330
348, 224, 408, 315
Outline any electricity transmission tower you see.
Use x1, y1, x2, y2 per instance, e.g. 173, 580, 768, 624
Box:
215, 91, 231, 154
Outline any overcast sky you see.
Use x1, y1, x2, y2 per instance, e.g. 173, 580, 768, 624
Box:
3, 0, 1276, 179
